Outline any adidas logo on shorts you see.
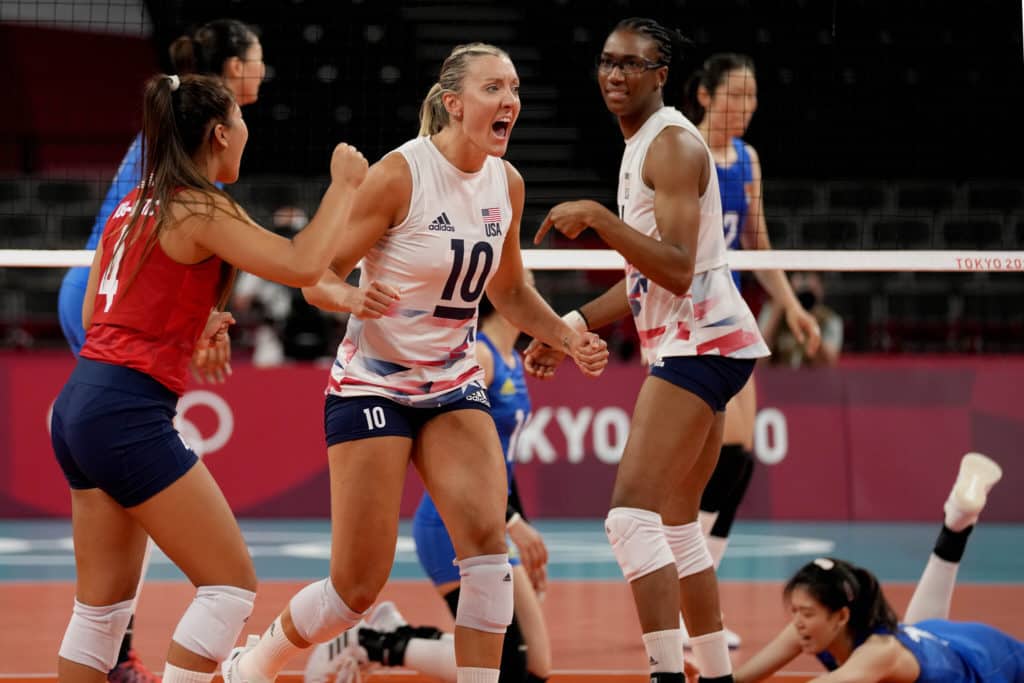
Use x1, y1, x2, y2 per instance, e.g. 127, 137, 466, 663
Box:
428, 212, 455, 232
465, 389, 490, 406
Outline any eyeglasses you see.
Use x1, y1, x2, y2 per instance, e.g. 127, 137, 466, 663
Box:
596, 56, 666, 75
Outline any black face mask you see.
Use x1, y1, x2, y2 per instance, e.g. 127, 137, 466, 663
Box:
797, 290, 818, 311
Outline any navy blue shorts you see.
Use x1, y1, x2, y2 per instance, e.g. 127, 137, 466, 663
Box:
412, 495, 520, 585
649, 355, 755, 412
50, 357, 198, 507
324, 391, 493, 447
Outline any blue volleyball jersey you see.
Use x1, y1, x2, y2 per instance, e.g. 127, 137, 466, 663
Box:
416, 331, 532, 523
897, 620, 1024, 683
58, 134, 143, 355
817, 621, 1024, 683
716, 137, 753, 289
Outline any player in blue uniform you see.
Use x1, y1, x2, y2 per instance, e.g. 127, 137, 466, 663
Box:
53, 20, 265, 683
58, 18, 264, 359
304, 284, 551, 683
715, 453, 1023, 683
680, 55, 821, 648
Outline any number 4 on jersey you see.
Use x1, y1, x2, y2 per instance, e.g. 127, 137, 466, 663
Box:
98, 226, 130, 312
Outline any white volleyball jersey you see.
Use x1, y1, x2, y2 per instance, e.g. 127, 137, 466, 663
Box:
327, 136, 513, 406
617, 106, 769, 365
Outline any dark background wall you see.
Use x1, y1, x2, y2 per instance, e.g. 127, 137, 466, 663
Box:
1, 0, 1023, 353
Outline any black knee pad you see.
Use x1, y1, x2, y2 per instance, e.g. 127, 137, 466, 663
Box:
700, 444, 750, 512
710, 449, 755, 538
444, 586, 461, 618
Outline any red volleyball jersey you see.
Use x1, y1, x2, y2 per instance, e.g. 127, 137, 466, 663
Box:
80, 188, 228, 395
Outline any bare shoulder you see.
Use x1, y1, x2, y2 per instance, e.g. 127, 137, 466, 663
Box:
644, 125, 709, 188
367, 150, 413, 193
743, 140, 761, 163
851, 633, 906, 670
171, 188, 252, 227
502, 159, 524, 187
502, 159, 524, 203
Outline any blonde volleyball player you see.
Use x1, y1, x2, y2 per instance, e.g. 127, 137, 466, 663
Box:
679, 53, 822, 648
223, 43, 608, 683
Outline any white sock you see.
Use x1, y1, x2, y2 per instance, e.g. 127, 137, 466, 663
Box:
162, 664, 214, 683
642, 629, 684, 673
904, 553, 959, 624
698, 510, 718, 537
405, 638, 457, 683
240, 617, 298, 680
688, 630, 732, 678
706, 535, 729, 570
456, 666, 499, 683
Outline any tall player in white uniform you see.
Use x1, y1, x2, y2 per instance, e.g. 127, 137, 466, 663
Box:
223, 43, 608, 683
528, 18, 768, 683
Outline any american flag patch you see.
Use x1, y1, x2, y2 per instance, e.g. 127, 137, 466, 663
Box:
481, 207, 502, 222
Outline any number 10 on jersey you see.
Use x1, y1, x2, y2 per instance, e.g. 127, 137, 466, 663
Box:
433, 238, 494, 320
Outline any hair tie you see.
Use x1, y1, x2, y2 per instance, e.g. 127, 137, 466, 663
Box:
813, 558, 857, 603
167, 74, 180, 91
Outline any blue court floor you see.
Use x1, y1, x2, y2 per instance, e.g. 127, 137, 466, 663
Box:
1, 519, 1022, 584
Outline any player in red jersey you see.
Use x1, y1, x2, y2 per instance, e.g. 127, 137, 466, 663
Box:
49, 72, 368, 683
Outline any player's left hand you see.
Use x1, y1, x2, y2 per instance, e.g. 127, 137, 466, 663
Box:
522, 338, 565, 380
534, 200, 612, 243
785, 303, 822, 356
191, 310, 235, 384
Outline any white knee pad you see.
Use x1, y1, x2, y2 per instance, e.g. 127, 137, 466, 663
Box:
455, 553, 514, 634
172, 585, 255, 662
664, 521, 714, 578
59, 598, 134, 672
289, 577, 364, 644
605, 507, 676, 582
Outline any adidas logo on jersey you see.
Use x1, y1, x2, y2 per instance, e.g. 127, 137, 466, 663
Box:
465, 389, 490, 406
428, 212, 455, 232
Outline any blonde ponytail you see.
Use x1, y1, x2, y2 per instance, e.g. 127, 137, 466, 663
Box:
418, 82, 448, 136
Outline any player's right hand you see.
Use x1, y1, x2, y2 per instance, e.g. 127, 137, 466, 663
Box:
568, 331, 609, 377
347, 280, 400, 318
507, 519, 548, 593
330, 143, 368, 188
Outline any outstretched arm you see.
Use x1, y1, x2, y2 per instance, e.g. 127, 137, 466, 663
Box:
805, 637, 905, 683
740, 144, 820, 355
733, 623, 803, 683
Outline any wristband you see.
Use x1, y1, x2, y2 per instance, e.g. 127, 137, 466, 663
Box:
562, 309, 588, 332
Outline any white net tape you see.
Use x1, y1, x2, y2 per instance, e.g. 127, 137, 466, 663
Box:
2, 248, 1023, 272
